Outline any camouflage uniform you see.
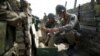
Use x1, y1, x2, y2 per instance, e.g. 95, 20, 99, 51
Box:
15, 0, 33, 56
0, 0, 33, 56
45, 19, 57, 47
55, 13, 80, 45
0, 1, 19, 56
55, 13, 80, 56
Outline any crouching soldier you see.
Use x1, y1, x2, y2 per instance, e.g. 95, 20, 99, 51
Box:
41, 13, 57, 47
43, 5, 80, 56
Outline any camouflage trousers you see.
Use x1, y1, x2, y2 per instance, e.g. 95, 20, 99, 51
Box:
54, 30, 79, 45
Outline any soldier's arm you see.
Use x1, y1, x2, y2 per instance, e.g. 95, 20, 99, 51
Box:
59, 14, 78, 32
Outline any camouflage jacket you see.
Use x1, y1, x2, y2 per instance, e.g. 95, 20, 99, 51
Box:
58, 14, 80, 32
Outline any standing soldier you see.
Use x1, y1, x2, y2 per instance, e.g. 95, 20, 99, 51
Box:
0, 0, 34, 56
0, 0, 20, 56
15, 0, 33, 56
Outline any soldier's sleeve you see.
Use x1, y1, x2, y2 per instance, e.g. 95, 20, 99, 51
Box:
59, 14, 78, 32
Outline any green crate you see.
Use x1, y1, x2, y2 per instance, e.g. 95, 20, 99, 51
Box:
37, 47, 58, 56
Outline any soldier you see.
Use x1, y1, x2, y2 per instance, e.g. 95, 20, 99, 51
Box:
42, 13, 56, 47
0, 0, 19, 56
43, 5, 80, 56
0, 0, 34, 56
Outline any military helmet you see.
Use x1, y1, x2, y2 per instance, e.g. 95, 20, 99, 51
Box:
48, 13, 55, 19
56, 5, 66, 14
